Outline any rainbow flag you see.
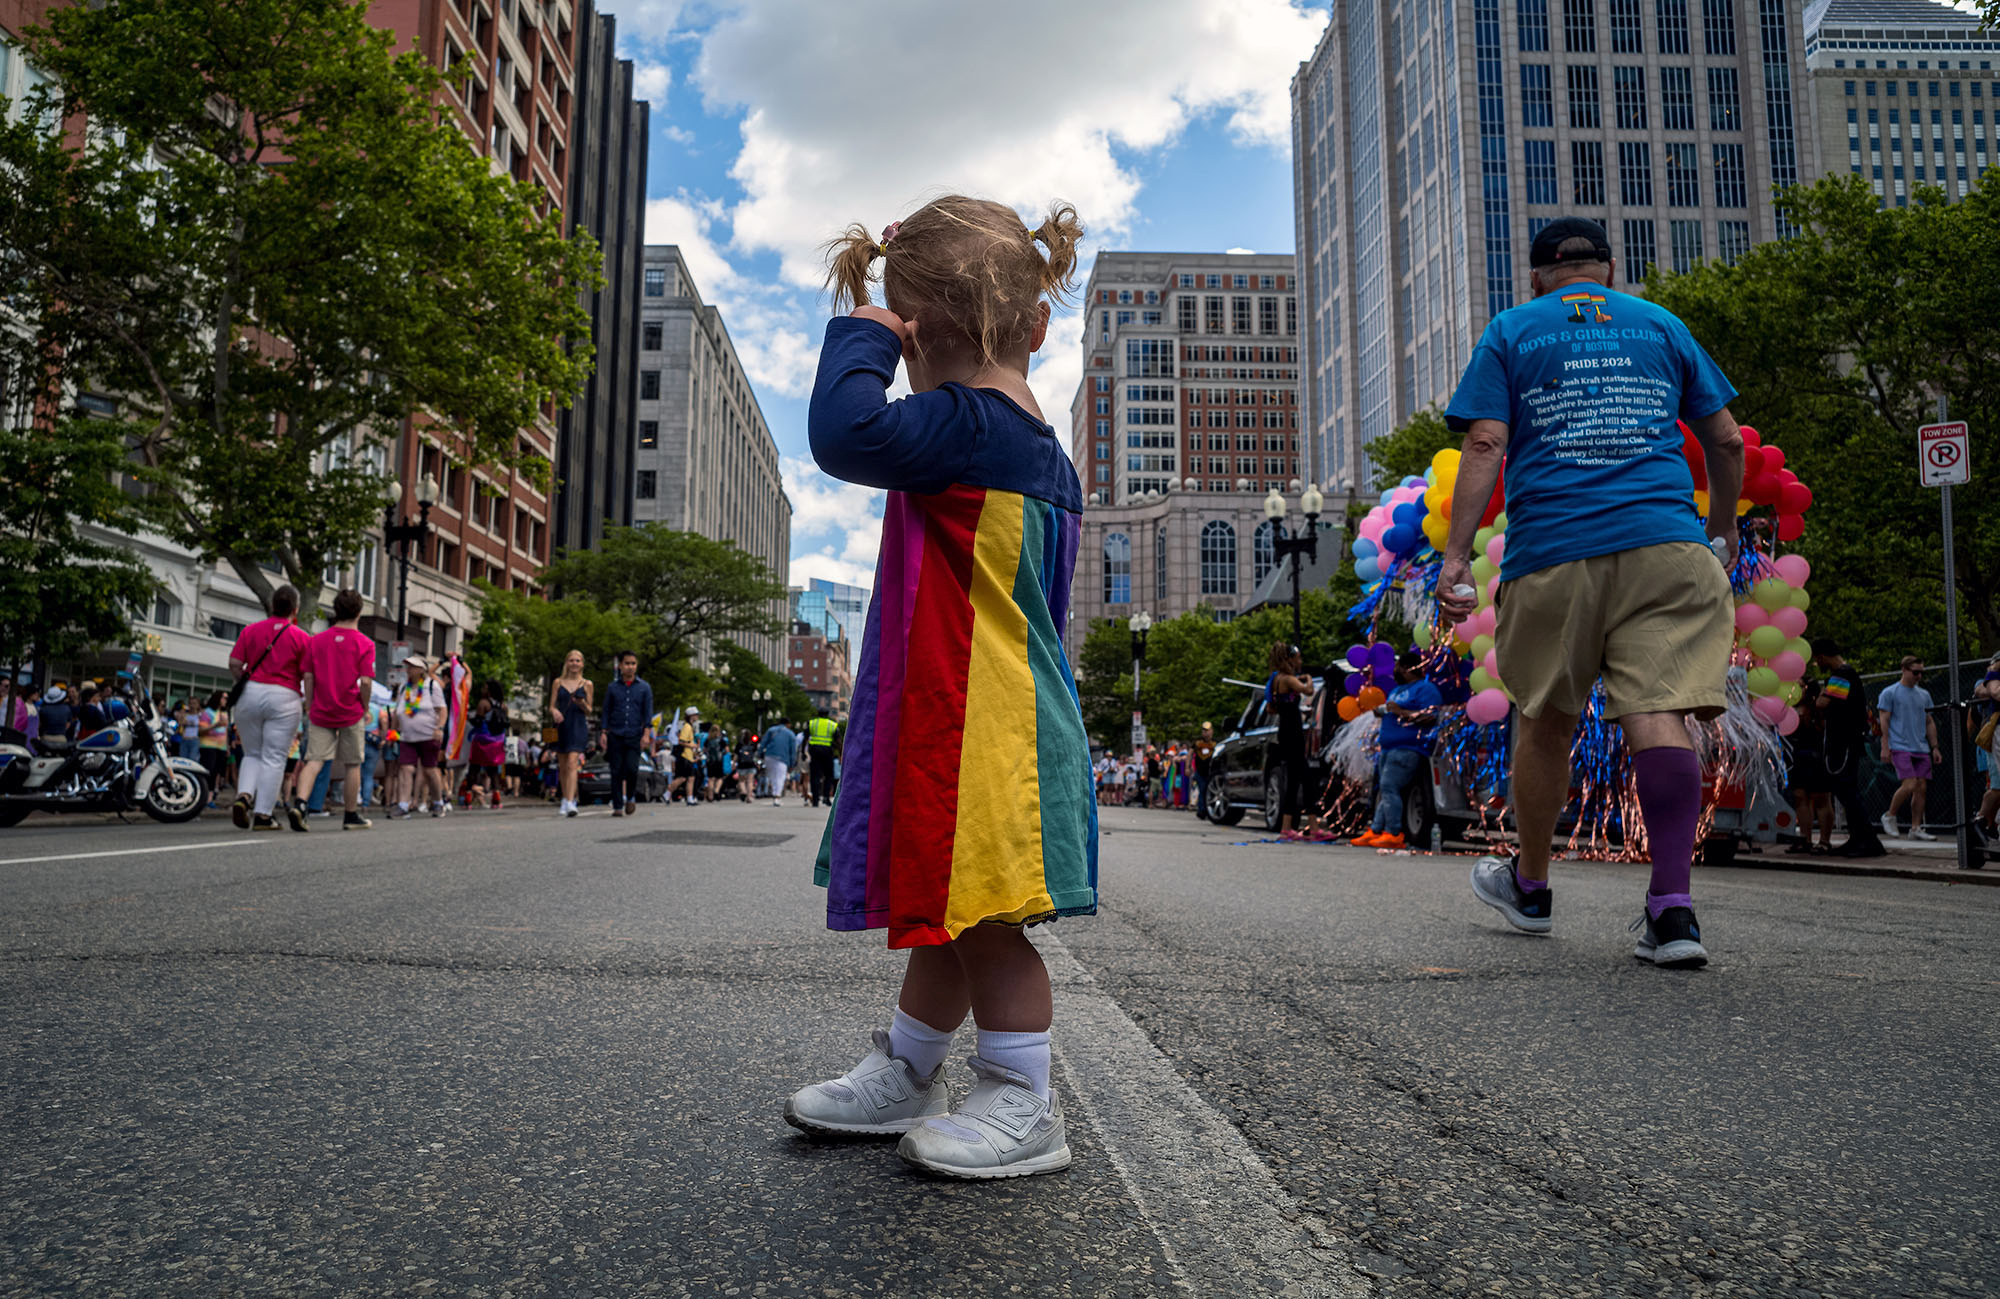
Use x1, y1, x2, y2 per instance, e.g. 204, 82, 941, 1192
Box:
440, 654, 472, 763
815, 485, 1098, 948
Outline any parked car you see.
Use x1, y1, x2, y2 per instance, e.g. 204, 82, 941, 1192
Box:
1202, 676, 1329, 830
575, 753, 670, 806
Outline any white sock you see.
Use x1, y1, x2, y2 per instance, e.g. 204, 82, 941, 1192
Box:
887, 1008, 956, 1079
976, 1028, 1052, 1098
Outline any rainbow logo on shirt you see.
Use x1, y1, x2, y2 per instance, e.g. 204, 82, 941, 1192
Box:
1560, 291, 1612, 324
1823, 677, 1851, 700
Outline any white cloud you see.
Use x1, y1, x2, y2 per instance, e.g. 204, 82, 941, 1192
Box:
788, 549, 877, 591
662, 124, 696, 145
643, 194, 823, 398
631, 60, 671, 109
606, 0, 689, 46
693, 0, 1325, 292
1225, 246, 1258, 255
782, 456, 882, 542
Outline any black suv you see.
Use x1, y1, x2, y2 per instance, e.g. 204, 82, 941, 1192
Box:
1201, 677, 1330, 830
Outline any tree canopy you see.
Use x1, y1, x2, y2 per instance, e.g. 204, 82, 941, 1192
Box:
1364, 408, 1456, 492
0, 0, 602, 621
1647, 173, 2000, 667
538, 524, 789, 666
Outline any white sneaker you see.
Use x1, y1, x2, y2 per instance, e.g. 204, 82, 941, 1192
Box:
783, 1030, 950, 1136
897, 1055, 1071, 1179
1881, 812, 1901, 839
1912, 827, 1938, 842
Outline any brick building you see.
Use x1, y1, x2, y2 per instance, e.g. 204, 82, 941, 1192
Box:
786, 621, 853, 720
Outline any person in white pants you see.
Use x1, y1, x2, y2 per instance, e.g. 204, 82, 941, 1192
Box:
225, 584, 313, 830
764, 756, 788, 807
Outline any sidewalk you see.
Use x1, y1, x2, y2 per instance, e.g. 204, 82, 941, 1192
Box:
1723, 837, 1997, 887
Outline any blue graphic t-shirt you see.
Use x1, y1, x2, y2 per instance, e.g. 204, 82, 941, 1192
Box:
1444, 286, 1737, 581
1379, 680, 1444, 752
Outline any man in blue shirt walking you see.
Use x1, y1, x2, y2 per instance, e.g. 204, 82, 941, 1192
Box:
759, 717, 799, 808
1439, 218, 1745, 969
601, 651, 655, 816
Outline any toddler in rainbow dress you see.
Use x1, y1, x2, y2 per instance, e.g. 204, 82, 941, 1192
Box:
781, 195, 1099, 1180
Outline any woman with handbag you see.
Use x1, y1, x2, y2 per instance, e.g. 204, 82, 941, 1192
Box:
226, 584, 312, 831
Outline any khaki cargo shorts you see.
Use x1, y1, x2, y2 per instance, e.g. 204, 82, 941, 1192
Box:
304, 721, 365, 765
1494, 541, 1733, 722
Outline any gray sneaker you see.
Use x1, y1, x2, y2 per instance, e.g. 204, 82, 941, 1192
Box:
897, 1055, 1072, 1180
783, 1030, 950, 1137
1470, 855, 1552, 934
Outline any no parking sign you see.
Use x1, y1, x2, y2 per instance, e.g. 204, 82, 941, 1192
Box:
1920, 421, 1969, 487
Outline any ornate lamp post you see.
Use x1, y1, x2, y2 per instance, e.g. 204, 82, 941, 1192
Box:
1127, 610, 1153, 754
383, 473, 439, 645
1264, 480, 1326, 645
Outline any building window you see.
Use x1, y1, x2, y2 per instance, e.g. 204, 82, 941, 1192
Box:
1563, 0, 1596, 52
1199, 520, 1237, 596
1701, 0, 1735, 56
1759, 0, 1800, 234
1476, 0, 1516, 319
1657, 0, 1689, 53
1259, 297, 1278, 334
1252, 519, 1278, 586
1571, 140, 1607, 205
639, 420, 659, 448
643, 267, 666, 297
1232, 297, 1252, 333
640, 370, 660, 400
1609, 0, 1643, 52
1661, 66, 1695, 130
1522, 64, 1554, 126
1518, 0, 1550, 51
1104, 532, 1131, 605
1614, 66, 1648, 129
1205, 296, 1225, 333
1670, 219, 1704, 272
209, 616, 247, 642
1568, 65, 1601, 128
1623, 219, 1657, 283
1717, 220, 1752, 264
1125, 339, 1174, 378
636, 470, 657, 499
1178, 296, 1197, 332
1525, 139, 1559, 203
1712, 143, 1747, 206
1155, 525, 1168, 602
642, 321, 662, 350
1619, 141, 1654, 205
1708, 65, 1741, 130
1666, 141, 1701, 204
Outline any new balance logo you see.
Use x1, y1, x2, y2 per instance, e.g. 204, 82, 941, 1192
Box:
982, 1086, 1044, 1140
862, 1067, 911, 1112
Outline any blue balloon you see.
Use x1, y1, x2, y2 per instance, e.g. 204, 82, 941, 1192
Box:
1383, 524, 1417, 554
1378, 489, 1397, 506
1392, 502, 1425, 530
1351, 537, 1377, 560
1355, 557, 1381, 583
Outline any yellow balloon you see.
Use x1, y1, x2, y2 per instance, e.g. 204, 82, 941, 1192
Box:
1736, 496, 1752, 516
1432, 448, 1462, 473
1692, 490, 1710, 513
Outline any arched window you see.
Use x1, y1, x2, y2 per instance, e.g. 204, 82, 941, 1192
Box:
1155, 525, 1168, 602
1252, 519, 1278, 587
1104, 532, 1131, 605
1200, 520, 1237, 596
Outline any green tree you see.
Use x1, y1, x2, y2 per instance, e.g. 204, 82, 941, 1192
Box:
1647, 173, 2000, 667
482, 586, 648, 708
0, 0, 601, 622
1364, 408, 1456, 491
538, 524, 789, 665
460, 586, 518, 698
0, 420, 158, 675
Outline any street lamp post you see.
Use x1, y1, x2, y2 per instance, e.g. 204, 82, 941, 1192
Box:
1265, 480, 1326, 646
382, 473, 439, 644
1127, 610, 1152, 754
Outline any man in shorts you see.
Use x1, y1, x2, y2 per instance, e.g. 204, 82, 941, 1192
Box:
390, 655, 447, 819
1440, 217, 1744, 969
289, 589, 377, 831
1876, 655, 1940, 840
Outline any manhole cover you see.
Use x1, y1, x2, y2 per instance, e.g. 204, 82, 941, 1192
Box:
609, 830, 795, 849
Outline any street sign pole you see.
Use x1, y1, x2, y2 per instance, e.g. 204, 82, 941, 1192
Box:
1926, 399, 1971, 871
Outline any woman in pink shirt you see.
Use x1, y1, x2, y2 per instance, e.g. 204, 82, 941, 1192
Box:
227, 584, 313, 830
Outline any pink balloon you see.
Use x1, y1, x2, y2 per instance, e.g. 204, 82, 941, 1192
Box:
1734, 603, 1768, 634
1466, 688, 1511, 725
1484, 575, 1501, 603
1771, 606, 1808, 639
1771, 651, 1807, 682
1359, 515, 1387, 545
1777, 707, 1801, 736
1773, 555, 1811, 587
1482, 650, 1500, 677
1485, 535, 1506, 566
1752, 695, 1789, 725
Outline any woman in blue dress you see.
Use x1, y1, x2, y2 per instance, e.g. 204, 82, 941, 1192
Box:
546, 649, 593, 818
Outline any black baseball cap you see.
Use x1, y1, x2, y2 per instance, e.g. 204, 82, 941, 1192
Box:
1529, 217, 1613, 267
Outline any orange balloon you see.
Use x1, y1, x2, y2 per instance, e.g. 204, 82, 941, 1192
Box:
1357, 686, 1386, 711
1337, 697, 1361, 722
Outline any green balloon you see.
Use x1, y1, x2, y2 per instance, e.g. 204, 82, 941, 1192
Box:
1492, 512, 1509, 531
1413, 621, 1434, 647
1784, 637, 1813, 661
1471, 556, 1497, 584
1748, 625, 1785, 659
1746, 666, 1780, 697
1752, 577, 1791, 611
1469, 667, 1495, 693
1474, 527, 1496, 553
1789, 585, 1811, 611
1783, 681, 1803, 705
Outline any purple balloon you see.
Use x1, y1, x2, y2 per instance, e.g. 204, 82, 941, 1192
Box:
1344, 672, 1364, 696
1369, 643, 1397, 675
1346, 643, 1369, 668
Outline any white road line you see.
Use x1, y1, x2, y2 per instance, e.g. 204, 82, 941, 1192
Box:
0, 839, 262, 867
1038, 931, 1368, 1298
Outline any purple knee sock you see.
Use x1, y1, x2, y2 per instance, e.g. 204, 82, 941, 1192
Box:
1633, 747, 1701, 918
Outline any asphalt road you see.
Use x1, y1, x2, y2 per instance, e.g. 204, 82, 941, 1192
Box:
0, 802, 1993, 1298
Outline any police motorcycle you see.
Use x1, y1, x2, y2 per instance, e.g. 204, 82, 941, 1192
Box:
0, 671, 211, 828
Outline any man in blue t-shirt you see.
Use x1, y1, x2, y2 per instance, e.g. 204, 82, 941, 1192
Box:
1438, 217, 1745, 970
1354, 652, 1444, 850
1876, 655, 1940, 840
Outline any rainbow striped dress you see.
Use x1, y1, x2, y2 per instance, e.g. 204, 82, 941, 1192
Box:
808, 318, 1099, 949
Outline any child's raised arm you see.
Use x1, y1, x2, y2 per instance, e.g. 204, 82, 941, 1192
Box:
808, 314, 975, 493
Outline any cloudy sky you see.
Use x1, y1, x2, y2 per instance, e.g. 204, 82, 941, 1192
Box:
602, 0, 1331, 590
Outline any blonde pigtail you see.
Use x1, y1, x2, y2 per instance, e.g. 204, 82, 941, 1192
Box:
1032, 201, 1084, 305
822, 223, 880, 312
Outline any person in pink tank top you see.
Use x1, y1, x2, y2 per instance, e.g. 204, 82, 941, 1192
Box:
226, 584, 313, 830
